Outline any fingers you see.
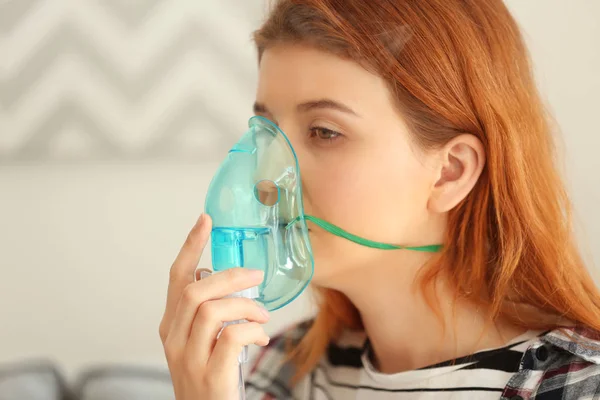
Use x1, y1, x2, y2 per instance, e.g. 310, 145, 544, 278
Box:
165, 268, 265, 359
190, 267, 264, 301
158, 213, 272, 400
171, 213, 212, 287
208, 322, 270, 377
186, 297, 270, 367
160, 214, 212, 340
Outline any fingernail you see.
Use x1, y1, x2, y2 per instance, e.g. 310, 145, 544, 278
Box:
259, 305, 270, 319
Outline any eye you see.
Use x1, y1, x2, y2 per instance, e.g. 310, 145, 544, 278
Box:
309, 126, 343, 143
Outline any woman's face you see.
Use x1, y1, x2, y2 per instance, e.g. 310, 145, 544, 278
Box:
254, 44, 443, 288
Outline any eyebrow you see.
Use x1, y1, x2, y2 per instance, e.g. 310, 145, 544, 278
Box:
253, 99, 360, 117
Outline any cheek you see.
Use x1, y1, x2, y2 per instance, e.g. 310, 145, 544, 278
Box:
303, 143, 433, 244
300, 147, 434, 286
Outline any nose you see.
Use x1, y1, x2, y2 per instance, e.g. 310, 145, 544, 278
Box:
277, 121, 299, 148
275, 120, 312, 199
276, 121, 307, 169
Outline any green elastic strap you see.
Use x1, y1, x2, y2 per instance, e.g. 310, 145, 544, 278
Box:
290, 215, 443, 253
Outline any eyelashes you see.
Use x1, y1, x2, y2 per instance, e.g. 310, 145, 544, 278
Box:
309, 126, 343, 145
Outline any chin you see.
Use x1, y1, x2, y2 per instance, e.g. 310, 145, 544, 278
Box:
309, 252, 349, 289
310, 267, 352, 292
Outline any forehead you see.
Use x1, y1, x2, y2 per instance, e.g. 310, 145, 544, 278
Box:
256, 44, 391, 115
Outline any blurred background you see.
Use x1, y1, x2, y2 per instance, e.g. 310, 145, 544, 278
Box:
0, 0, 598, 396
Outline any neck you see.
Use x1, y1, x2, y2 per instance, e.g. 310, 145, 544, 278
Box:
335, 251, 526, 373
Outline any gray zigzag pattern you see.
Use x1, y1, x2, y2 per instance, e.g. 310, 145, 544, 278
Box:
97, 0, 166, 29
0, 0, 41, 35
0, 96, 237, 164
10, 97, 123, 162
143, 95, 237, 159
0, 22, 255, 110
0, 1, 260, 163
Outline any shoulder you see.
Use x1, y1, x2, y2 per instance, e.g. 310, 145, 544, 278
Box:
245, 319, 313, 400
502, 324, 600, 400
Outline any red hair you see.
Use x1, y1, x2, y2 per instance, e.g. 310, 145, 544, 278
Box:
253, 0, 600, 384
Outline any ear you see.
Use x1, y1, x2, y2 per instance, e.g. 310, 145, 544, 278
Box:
428, 134, 485, 213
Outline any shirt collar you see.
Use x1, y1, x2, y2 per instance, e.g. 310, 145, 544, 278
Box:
542, 324, 600, 365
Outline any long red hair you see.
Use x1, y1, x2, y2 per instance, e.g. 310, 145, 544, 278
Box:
253, 0, 600, 384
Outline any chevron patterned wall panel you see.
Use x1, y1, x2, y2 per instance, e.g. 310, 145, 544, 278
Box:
0, 0, 266, 164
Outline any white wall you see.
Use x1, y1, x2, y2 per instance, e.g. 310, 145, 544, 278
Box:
0, 0, 598, 383
0, 163, 313, 381
506, 0, 600, 269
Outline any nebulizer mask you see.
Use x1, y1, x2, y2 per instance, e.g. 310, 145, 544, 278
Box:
203, 115, 442, 398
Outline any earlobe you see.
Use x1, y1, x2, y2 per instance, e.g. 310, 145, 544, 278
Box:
428, 134, 485, 213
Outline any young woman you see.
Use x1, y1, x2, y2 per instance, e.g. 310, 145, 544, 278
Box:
159, 0, 600, 399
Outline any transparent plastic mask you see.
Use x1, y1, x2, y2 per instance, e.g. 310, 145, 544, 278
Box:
204, 116, 314, 311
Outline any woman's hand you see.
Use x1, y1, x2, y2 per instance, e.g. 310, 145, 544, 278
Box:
158, 214, 270, 400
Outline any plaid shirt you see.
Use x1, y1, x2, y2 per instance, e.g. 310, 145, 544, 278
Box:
501, 324, 600, 399
246, 321, 600, 400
